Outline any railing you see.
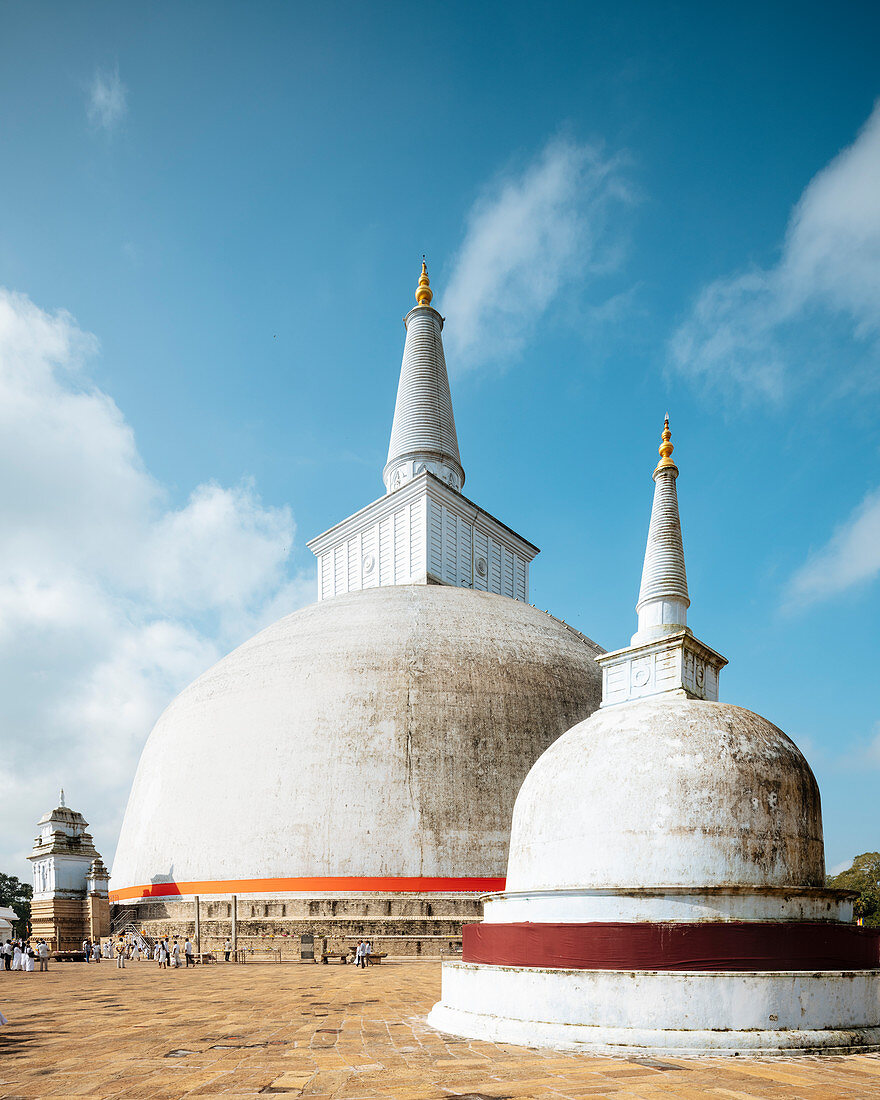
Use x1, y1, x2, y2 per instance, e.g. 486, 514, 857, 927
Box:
110, 909, 138, 934
110, 921, 154, 954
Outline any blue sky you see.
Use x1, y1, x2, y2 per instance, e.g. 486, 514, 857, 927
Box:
1, 0, 879, 877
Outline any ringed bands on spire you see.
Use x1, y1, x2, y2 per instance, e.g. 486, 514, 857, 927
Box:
597, 415, 726, 707
635, 415, 689, 640
383, 262, 464, 495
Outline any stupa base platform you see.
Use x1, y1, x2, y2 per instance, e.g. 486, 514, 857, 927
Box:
112, 893, 482, 957
428, 961, 880, 1056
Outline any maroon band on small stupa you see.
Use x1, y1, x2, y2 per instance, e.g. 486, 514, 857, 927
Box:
463, 921, 880, 972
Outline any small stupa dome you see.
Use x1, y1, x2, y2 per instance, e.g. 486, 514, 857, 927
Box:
506, 694, 824, 893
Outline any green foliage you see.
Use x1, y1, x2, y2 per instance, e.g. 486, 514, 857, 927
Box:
827, 852, 880, 927
0, 872, 33, 937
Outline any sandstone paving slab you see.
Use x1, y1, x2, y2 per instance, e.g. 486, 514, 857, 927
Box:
2, 961, 880, 1098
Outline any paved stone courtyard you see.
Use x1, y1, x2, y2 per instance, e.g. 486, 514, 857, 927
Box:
1, 959, 878, 1099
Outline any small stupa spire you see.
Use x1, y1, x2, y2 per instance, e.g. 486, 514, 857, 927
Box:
415, 257, 433, 308
59, 788, 66, 808
633, 415, 689, 644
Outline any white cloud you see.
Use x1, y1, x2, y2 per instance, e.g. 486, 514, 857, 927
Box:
670, 101, 880, 400
0, 288, 311, 878
786, 486, 880, 606
442, 137, 634, 371
87, 65, 127, 132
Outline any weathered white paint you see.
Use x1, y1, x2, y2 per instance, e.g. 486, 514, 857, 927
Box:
505, 695, 825, 893
428, 962, 880, 1055
598, 630, 726, 706
383, 304, 464, 495
112, 585, 603, 893
307, 472, 536, 602
481, 887, 853, 924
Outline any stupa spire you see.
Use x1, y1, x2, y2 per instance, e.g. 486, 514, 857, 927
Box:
383, 260, 465, 494
632, 415, 690, 644
596, 415, 726, 707
59, 788, 66, 808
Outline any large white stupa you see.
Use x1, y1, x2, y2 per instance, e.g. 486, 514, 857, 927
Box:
110, 264, 604, 955
429, 418, 880, 1053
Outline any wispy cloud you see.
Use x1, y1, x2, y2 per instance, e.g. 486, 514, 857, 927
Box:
786, 486, 880, 606
670, 101, 880, 402
442, 137, 634, 371
87, 65, 128, 132
0, 288, 311, 876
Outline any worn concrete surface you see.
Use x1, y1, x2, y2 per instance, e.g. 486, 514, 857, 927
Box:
2, 959, 879, 1098
112, 586, 603, 894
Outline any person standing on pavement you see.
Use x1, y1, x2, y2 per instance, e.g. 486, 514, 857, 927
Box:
170, 938, 181, 969
37, 940, 49, 971
224, 938, 232, 963
115, 938, 126, 968
184, 938, 195, 966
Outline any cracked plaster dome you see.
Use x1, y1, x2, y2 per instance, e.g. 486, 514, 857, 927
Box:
505, 694, 825, 894
112, 585, 603, 893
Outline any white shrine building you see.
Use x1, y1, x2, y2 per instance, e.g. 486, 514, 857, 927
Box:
28, 790, 111, 950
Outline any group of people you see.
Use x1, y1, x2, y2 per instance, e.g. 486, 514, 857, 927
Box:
2, 939, 51, 972
152, 936, 198, 968
81, 937, 132, 965
352, 940, 373, 967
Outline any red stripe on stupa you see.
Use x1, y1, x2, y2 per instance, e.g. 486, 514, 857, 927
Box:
109, 875, 506, 902
462, 921, 880, 972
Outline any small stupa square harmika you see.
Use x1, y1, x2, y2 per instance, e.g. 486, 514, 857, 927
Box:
428, 417, 880, 1055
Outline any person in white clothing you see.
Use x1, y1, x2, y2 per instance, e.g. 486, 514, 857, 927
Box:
37, 940, 50, 971
91, 942, 101, 962
22, 944, 35, 972
184, 938, 195, 966
115, 938, 126, 968
171, 939, 180, 968
11, 944, 22, 971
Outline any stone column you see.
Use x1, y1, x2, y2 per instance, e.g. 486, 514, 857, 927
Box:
231, 894, 237, 954
194, 895, 201, 952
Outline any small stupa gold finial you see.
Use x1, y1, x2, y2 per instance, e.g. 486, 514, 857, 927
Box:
654, 413, 678, 476
415, 257, 433, 307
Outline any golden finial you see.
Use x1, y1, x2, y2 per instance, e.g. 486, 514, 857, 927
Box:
415, 257, 433, 308
654, 413, 678, 476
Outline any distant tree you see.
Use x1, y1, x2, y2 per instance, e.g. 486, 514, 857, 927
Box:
0, 872, 33, 937
827, 852, 880, 927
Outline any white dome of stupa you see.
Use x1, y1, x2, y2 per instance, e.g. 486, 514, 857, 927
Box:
506, 695, 824, 894
111, 264, 605, 936
111, 584, 602, 895
429, 417, 880, 1056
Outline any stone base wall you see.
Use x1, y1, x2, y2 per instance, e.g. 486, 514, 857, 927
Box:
31, 897, 109, 951
113, 894, 481, 958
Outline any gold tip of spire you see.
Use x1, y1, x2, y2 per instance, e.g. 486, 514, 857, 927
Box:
654, 413, 678, 477
415, 258, 433, 307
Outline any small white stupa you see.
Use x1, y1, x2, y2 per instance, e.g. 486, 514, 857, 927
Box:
429, 418, 880, 1055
